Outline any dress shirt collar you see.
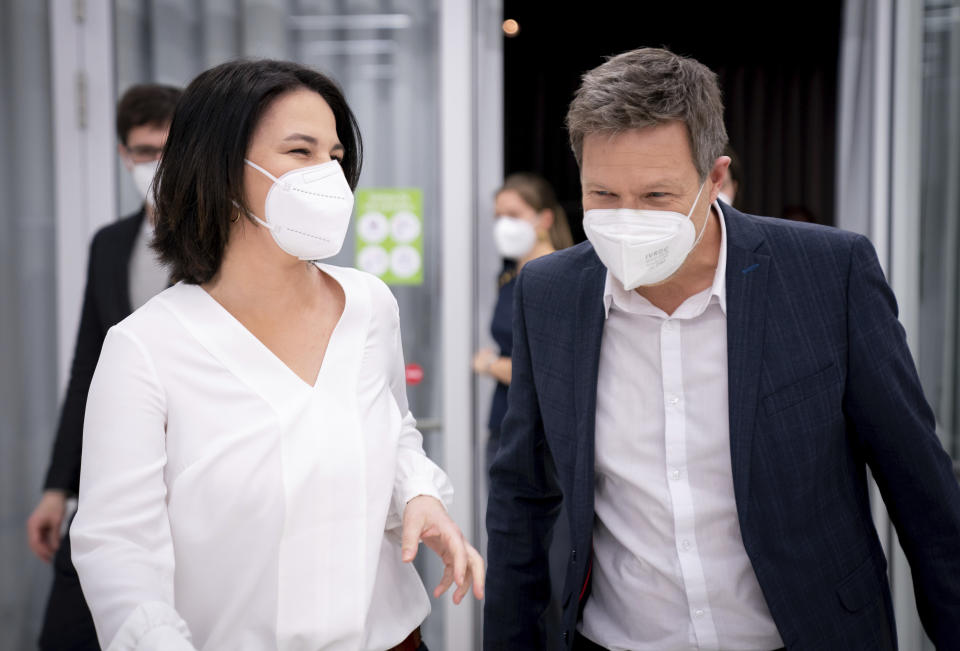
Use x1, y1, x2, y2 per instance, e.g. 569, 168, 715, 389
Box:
602, 201, 728, 319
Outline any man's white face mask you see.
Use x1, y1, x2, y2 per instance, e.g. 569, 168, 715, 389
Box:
582, 181, 709, 289
130, 159, 160, 208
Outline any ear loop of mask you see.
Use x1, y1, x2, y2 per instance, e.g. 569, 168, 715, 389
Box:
689, 181, 710, 250
245, 158, 282, 184
232, 160, 278, 229
230, 199, 270, 229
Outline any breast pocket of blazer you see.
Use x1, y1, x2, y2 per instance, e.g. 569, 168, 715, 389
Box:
762, 363, 842, 418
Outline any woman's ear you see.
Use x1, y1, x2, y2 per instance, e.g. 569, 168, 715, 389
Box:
538, 208, 555, 232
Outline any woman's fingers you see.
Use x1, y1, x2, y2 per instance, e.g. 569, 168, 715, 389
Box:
400, 509, 426, 563
468, 544, 486, 599
453, 571, 472, 604
434, 563, 455, 598
451, 530, 467, 586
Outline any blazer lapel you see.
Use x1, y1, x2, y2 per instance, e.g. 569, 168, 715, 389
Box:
724, 210, 770, 527
572, 258, 606, 515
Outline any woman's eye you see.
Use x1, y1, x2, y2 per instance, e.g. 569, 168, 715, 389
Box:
289, 148, 310, 155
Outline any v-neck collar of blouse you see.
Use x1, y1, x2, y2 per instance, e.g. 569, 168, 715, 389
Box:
161, 263, 370, 414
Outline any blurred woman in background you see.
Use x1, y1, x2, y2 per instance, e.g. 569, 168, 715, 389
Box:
473, 172, 573, 470
474, 172, 572, 651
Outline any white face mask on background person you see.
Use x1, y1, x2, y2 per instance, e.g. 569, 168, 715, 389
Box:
582, 181, 709, 289
243, 158, 355, 261
130, 159, 160, 208
493, 215, 538, 260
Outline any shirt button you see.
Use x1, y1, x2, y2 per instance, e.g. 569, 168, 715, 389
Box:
680, 539, 692, 551
667, 395, 680, 405
670, 468, 681, 481
663, 320, 675, 330
695, 608, 705, 617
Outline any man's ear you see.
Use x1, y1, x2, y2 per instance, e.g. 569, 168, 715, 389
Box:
708, 156, 732, 203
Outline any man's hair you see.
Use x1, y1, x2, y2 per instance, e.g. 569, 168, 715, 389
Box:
566, 47, 728, 180
116, 84, 182, 144
152, 59, 363, 285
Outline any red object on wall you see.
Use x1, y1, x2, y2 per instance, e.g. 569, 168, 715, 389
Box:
405, 363, 424, 385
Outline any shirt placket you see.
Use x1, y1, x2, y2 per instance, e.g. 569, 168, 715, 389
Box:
660, 317, 720, 649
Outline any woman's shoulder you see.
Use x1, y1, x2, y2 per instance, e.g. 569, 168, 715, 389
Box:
108, 282, 201, 355
318, 264, 399, 312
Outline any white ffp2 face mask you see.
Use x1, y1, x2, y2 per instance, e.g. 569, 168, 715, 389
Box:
244, 158, 355, 261
583, 182, 709, 289
493, 216, 537, 259
130, 159, 159, 208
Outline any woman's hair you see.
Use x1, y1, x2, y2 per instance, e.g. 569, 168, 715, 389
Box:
566, 47, 727, 180
153, 59, 363, 284
497, 172, 574, 250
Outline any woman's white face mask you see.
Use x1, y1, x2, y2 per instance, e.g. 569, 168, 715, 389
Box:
493, 216, 538, 260
582, 181, 709, 289
243, 158, 355, 261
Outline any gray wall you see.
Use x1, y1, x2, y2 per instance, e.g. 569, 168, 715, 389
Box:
0, 1, 58, 648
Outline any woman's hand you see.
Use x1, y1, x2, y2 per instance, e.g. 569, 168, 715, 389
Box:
472, 348, 498, 375
401, 495, 485, 604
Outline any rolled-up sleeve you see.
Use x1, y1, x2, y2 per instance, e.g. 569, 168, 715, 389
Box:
385, 302, 453, 526
71, 325, 195, 650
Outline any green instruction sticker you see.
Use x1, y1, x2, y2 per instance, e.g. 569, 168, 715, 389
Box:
354, 188, 424, 286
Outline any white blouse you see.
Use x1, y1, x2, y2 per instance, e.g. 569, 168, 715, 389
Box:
71, 264, 453, 651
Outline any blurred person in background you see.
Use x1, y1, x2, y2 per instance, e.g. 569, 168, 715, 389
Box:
473, 172, 573, 471
26, 83, 181, 651
474, 173, 573, 651
485, 46, 960, 651
70, 59, 482, 651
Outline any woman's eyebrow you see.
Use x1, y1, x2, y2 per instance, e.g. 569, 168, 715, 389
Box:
282, 133, 318, 144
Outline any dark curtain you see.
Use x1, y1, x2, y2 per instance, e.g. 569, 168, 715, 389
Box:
503, 2, 843, 237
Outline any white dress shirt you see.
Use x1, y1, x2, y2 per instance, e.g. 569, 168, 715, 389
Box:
580, 204, 783, 651
72, 263, 452, 651
128, 215, 168, 310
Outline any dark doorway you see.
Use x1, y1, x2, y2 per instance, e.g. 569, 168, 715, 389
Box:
502, 2, 844, 240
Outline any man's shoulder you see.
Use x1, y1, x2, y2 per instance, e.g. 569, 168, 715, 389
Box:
521, 240, 600, 284
90, 210, 145, 253
724, 207, 864, 261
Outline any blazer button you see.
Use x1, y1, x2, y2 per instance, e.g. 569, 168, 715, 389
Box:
571, 548, 576, 563
563, 630, 569, 642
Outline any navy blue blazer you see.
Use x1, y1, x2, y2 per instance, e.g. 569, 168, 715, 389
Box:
484, 205, 960, 650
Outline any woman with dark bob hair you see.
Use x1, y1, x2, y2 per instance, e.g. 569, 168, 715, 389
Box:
70, 59, 483, 651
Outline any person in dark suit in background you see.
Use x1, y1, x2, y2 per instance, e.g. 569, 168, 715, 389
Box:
484, 47, 960, 650
25, 83, 181, 650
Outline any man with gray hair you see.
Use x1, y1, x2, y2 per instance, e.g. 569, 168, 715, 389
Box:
485, 47, 960, 650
